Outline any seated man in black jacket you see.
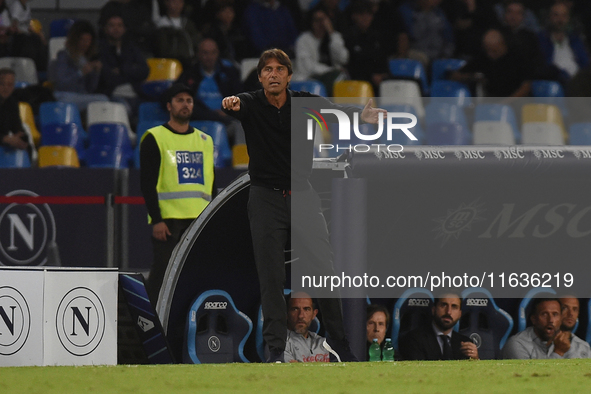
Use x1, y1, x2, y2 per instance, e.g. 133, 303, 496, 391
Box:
399, 291, 479, 360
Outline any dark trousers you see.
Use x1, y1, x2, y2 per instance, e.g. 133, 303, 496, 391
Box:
248, 185, 345, 352
147, 218, 194, 306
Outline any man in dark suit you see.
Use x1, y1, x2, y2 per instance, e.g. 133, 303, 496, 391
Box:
399, 292, 479, 360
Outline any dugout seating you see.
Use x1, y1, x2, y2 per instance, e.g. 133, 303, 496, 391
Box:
459, 288, 513, 360
517, 287, 557, 332
183, 290, 252, 364
391, 288, 434, 352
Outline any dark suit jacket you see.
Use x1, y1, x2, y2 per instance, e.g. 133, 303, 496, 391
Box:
399, 324, 471, 361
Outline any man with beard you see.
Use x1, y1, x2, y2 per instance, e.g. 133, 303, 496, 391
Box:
284, 292, 330, 363
140, 83, 215, 304
399, 292, 478, 360
502, 298, 584, 359
557, 296, 591, 358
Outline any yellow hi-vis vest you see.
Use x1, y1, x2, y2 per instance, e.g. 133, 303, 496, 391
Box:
143, 125, 214, 223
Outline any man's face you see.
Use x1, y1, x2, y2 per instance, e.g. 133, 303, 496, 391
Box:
167, 92, 193, 122
0, 73, 15, 100
432, 296, 462, 332
198, 39, 219, 73
258, 58, 291, 95
504, 3, 525, 29
483, 31, 507, 61
559, 297, 579, 332
351, 11, 373, 31
287, 297, 317, 336
366, 311, 387, 344
104, 16, 126, 42
165, 0, 184, 16
531, 300, 562, 342
549, 4, 569, 32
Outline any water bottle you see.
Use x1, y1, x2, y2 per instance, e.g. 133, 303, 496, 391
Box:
382, 338, 394, 361
369, 338, 381, 361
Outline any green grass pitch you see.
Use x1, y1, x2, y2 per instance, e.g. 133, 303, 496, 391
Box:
2, 360, 591, 393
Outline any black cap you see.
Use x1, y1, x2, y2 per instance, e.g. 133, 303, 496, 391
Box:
165, 83, 193, 103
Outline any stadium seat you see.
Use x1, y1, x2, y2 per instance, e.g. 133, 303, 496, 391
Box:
431, 58, 466, 82
142, 58, 183, 99
430, 80, 472, 107
41, 123, 86, 160
586, 299, 591, 344
391, 288, 434, 352
190, 121, 232, 168
38, 145, 80, 168
39, 101, 84, 128
521, 122, 565, 145
48, 37, 67, 62
29, 19, 43, 35
388, 59, 429, 95
87, 102, 134, 143
333, 80, 374, 105
473, 121, 516, 145
531, 80, 565, 98
382, 104, 424, 145
474, 104, 520, 142
522, 103, 567, 140
232, 144, 249, 169
88, 123, 133, 160
289, 80, 327, 97
49, 18, 75, 37
0, 146, 31, 168
459, 288, 513, 360
133, 144, 140, 168
19, 102, 41, 146
517, 287, 557, 332
240, 58, 259, 82
136, 120, 164, 142
85, 145, 129, 168
183, 290, 252, 363
0, 57, 38, 85
569, 123, 591, 145
426, 122, 471, 145
425, 102, 469, 130
138, 102, 169, 123
379, 80, 425, 119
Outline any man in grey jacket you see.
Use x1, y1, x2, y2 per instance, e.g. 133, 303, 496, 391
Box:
284, 292, 330, 363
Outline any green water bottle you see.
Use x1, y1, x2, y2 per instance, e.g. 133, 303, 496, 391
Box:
382, 338, 394, 361
369, 338, 381, 361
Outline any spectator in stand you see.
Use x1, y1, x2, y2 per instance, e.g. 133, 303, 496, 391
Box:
98, 14, 150, 123
98, 0, 155, 55
537, 1, 589, 85
242, 0, 299, 58
398, 0, 455, 67
0, 0, 14, 58
366, 304, 390, 358
344, 1, 390, 91
9, 0, 47, 72
0, 68, 29, 155
441, 0, 499, 61
153, 0, 201, 67
202, 0, 250, 63
311, 0, 348, 33
293, 8, 348, 95
48, 20, 109, 114
176, 37, 245, 145
450, 29, 532, 97
369, 0, 410, 62
494, 0, 541, 33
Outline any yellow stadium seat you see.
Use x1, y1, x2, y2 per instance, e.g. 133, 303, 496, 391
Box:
521, 103, 567, 140
232, 144, 249, 169
19, 102, 41, 146
29, 19, 43, 35
333, 80, 375, 105
146, 58, 183, 81
38, 146, 80, 168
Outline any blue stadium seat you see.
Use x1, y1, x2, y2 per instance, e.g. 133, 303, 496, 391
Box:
138, 102, 169, 123
136, 120, 164, 143
391, 288, 434, 352
425, 102, 469, 130
431, 58, 466, 82
41, 122, 86, 161
190, 121, 232, 168
531, 80, 565, 98
0, 146, 31, 168
183, 290, 252, 363
133, 144, 140, 168
141, 81, 174, 100
382, 104, 424, 145
426, 122, 471, 145
50, 18, 75, 37
459, 288, 513, 360
388, 59, 429, 95
474, 104, 520, 142
290, 80, 328, 96
517, 287, 557, 332
569, 123, 591, 145
39, 101, 84, 129
88, 123, 133, 158
85, 145, 129, 168
430, 81, 472, 107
